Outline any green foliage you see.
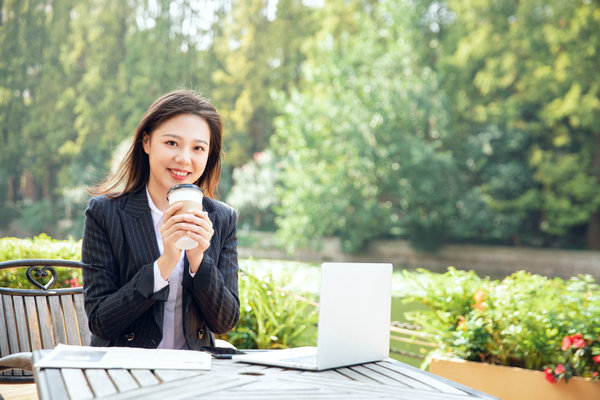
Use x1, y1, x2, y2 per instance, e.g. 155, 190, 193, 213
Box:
226, 151, 280, 231
18, 200, 65, 237
0, 234, 82, 289
221, 268, 319, 349
400, 268, 600, 372
210, 0, 318, 169
545, 333, 600, 383
0, 234, 81, 261
439, 0, 600, 247
2, 0, 600, 251
271, 0, 459, 252
0, 202, 20, 230
448, 125, 539, 246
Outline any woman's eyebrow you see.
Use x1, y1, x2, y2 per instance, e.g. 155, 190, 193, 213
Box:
161, 133, 209, 145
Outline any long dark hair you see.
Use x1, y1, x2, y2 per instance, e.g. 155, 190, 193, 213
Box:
92, 89, 223, 198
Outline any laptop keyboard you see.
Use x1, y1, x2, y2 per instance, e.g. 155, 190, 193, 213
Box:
280, 354, 317, 365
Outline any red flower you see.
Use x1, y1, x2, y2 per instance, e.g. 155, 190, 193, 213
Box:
550, 333, 600, 383
544, 368, 556, 383
561, 333, 587, 350
561, 336, 572, 351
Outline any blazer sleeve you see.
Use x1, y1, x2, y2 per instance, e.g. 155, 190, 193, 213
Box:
183, 202, 240, 335
82, 196, 167, 343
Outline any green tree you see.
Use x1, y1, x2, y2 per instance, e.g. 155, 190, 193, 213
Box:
60, 0, 216, 191
271, 0, 459, 252
0, 0, 47, 203
439, 0, 600, 248
26, 0, 79, 201
210, 0, 317, 169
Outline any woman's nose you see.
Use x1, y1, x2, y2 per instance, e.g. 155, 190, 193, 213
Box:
175, 148, 192, 164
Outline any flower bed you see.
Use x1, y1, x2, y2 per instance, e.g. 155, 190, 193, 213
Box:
400, 267, 600, 382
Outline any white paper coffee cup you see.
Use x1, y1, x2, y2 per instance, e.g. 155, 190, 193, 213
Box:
166, 184, 204, 250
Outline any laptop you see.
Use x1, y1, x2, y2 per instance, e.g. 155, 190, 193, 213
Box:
232, 262, 393, 370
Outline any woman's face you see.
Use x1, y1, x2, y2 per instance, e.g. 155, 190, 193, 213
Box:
142, 113, 210, 207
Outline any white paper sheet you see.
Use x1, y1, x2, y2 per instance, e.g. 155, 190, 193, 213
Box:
34, 344, 211, 370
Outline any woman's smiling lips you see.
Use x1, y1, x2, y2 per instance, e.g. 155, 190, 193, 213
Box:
169, 168, 190, 180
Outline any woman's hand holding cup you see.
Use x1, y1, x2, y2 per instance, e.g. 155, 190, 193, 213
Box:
164, 184, 213, 273
181, 208, 214, 272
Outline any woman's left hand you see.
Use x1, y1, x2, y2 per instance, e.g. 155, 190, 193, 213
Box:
182, 209, 214, 273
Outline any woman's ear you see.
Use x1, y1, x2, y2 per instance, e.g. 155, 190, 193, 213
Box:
142, 132, 151, 154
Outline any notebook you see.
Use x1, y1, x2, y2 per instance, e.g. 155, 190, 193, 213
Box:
232, 262, 393, 370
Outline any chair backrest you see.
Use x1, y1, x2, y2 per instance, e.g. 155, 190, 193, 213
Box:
0, 259, 90, 381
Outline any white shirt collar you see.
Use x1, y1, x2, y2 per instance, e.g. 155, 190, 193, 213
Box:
146, 187, 163, 228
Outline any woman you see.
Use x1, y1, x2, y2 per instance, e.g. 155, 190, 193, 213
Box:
82, 89, 239, 350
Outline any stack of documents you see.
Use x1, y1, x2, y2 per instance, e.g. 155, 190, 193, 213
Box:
34, 344, 211, 370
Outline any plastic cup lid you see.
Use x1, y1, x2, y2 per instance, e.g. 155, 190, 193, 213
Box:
166, 184, 203, 201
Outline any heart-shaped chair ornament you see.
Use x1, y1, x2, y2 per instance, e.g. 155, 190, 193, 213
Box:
26, 265, 58, 290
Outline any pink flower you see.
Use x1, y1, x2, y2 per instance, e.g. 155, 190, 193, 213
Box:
555, 364, 565, 374
544, 368, 556, 383
593, 355, 600, 364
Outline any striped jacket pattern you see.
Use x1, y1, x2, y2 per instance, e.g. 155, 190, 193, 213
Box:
81, 188, 240, 349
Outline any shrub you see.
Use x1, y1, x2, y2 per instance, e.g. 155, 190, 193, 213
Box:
400, 267, 600, 376
220, 267, 319, 349
0, 234, 82, 289
0, 234, 81, 260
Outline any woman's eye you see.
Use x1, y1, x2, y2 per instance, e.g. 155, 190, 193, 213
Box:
195, 146, 206, 151
166, 140, 177, 146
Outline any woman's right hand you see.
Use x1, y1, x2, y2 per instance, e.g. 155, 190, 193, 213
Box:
157, 202, 185, 280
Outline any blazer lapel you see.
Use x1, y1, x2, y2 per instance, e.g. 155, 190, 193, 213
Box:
118, 189, 160, 267
118, 189, 164, 331
202, 197, 218, 235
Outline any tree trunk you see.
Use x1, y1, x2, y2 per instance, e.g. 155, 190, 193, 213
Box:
587, 212, 600, 250
587, 133, 600, 249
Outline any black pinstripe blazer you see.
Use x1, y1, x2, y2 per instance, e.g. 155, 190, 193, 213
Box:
81, 188, 240, 349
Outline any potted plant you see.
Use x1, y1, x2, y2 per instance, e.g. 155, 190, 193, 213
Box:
399, 267, 600, 400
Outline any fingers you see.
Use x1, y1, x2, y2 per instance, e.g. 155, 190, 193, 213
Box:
182, 209, 214, 241
161, 209, 214, 253
164, 202, 183, 219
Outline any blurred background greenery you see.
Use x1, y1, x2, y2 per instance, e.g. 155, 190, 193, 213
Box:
1, 0, 600, 256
